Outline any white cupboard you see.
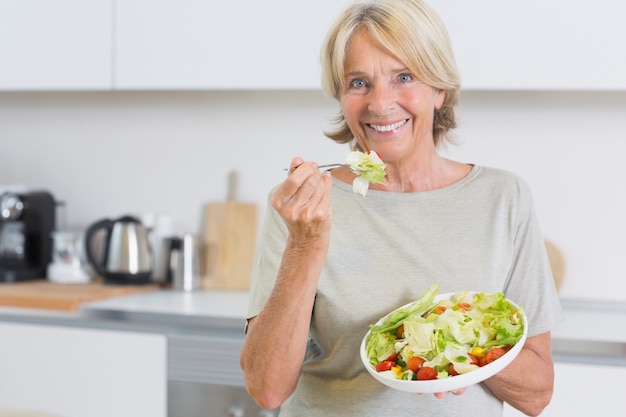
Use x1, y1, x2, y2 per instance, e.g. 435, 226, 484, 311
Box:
1, 0, 625, 90
0, 322, 166, 417
114, 0, 350, 89
429, 0, 626, 90
503, 361, 626, 416
0, 0, 112, 90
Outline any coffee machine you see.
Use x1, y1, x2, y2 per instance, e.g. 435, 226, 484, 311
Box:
0, 191, 56, 282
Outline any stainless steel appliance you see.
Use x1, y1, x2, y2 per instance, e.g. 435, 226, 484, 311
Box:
160, 234, 204, 291
84, 215, 153, 285
0, 191, 55, 282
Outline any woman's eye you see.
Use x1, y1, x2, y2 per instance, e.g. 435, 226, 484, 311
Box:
398, 73, 413, 83
350, 79, 367, 88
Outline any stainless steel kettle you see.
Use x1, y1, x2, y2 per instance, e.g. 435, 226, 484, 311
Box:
84, 215, 153, 285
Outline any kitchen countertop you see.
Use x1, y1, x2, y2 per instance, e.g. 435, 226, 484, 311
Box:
0, 288, 249, 335
553, 298, 626, 343
2, 290, 625, 341
79, 295, 626, 368
550, 298, 626, 366
0, 279, 159, 312
1, 289, 625, 366
83, 292, 626, 345
80, 289, 250, 331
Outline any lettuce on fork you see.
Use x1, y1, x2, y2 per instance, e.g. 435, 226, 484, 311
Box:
345, 151, 386, 197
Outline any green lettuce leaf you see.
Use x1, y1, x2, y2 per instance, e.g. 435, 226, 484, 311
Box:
369, 282, 439, 334
365, 331, 397, 364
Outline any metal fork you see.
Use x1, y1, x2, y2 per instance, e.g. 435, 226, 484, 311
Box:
284, 164, 364, 173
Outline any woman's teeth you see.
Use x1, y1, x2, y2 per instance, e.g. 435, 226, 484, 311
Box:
369, 119, 407, 132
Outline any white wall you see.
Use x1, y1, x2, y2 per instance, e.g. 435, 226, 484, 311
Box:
0, 91, 344, 229
1, 90, 625, 301
442, 91, 626, 302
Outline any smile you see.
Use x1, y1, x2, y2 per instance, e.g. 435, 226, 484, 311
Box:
368, 119, 408, 132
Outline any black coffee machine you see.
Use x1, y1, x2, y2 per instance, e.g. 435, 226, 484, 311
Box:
0, 191, 56, 282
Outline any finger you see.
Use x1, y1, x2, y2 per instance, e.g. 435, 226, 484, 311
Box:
273, 170, 330, 230
287, 171, 331, 223
281, 174, 333, 239
283, 166, 324, 208
274, 162, 320, 208
298, 171, 333, 227
433, 387, 467, 399
287, 157, 305, 174
309, 171, 332, 212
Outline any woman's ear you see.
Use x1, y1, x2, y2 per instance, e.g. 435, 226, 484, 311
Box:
434, 89, 446, 110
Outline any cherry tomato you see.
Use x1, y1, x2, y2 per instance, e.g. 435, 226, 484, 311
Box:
407, 356, 425, 373
396, 325, 405, 339
375, 360, 396, 372
480, 347, 507, 366
416, 366, 438, 380
448, 364, 459, 376
384, 353, 398, 362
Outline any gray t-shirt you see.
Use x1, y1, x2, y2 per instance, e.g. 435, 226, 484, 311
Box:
247, 165, 563, 417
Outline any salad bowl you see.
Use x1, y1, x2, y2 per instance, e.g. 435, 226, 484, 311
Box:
360, 290, 528, 394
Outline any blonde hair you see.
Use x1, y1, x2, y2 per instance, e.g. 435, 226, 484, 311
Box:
321, 0, 460, 149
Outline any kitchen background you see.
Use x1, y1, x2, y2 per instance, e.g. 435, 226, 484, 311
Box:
1, 0, 626, 303
1, 1, 626, 417
2, 88, 625, 301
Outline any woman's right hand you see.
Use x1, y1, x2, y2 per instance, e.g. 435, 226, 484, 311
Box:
271, 157, 334, 243
241, 158, 334, 409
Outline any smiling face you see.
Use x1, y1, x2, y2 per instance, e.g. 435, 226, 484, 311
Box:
340, 29, 445, 167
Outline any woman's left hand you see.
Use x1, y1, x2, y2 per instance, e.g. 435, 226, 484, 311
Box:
433, 387, 468, 398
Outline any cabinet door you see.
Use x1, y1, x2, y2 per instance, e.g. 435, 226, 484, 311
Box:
503, 361, 626, 416
0, 322, 166, 417
0, 0, 111, 90
429, 0, 626, 90
114, 0, 351, 89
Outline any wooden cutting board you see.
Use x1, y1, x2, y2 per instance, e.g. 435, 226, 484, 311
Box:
201, 171, 259, 291
0, 280, 159, 312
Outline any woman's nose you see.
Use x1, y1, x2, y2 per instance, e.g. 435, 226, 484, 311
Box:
367, 83, 396, 115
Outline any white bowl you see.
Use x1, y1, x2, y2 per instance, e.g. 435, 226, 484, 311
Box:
360, 292, 527, 393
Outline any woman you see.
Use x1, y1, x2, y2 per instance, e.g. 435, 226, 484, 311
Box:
240, 1, 562, 416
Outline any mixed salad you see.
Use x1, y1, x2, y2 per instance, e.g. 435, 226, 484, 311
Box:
365, 283, 525, 381
345, 151, 386, 197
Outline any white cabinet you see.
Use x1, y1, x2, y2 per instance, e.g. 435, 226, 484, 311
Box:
429, 0, 626, 90
0, 0, 112, 90
503, 361, 626, 416
113, 0, 350, 89
1, 0, 624, 90
0, 322, 166, 417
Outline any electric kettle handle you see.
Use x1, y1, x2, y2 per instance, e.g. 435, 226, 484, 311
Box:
84, 218, 113, 276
